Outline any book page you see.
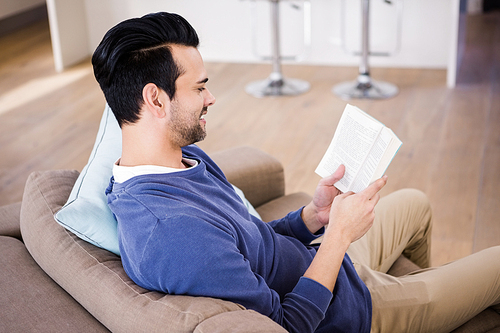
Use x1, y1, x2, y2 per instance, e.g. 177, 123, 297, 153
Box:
349, 127, 392, 193
369, 128, 402, 184
315, 104, 383, 193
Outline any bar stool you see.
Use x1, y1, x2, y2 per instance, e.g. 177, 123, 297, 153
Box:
333, 0, 399, 100
245, 0, 311, 98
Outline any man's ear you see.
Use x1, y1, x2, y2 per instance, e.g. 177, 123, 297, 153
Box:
142, 83, 168, 119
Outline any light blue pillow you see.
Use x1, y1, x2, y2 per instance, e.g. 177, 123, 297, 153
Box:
55, 105, 261, 256
55, 105, 122, 255
232, 185, 261, 221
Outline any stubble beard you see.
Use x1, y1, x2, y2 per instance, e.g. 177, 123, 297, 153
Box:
169, 104, 207, 147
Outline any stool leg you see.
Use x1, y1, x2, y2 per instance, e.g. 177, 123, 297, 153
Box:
333, 0, 398, 100
245, 0, 310, 98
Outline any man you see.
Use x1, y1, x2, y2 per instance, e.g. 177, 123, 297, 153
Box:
92, 12, 500, 333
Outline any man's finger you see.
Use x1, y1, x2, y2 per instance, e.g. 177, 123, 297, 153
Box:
370, 193, 381, 205
361, 175, 388, 199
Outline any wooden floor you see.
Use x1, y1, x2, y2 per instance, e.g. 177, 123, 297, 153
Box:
1, 13, 499, 266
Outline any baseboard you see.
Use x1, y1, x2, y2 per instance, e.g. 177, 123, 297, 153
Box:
0, 5, 48, 38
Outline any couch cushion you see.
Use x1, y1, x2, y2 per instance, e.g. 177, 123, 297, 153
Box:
0, 202, 22, 239
256, 192, 312, 222
450, 308, 500, 333
211, 146, 285, 208
20, 169, 280, 333
193, 310, 287, 333
0, 235, 108, 332
385, 254, 421, 277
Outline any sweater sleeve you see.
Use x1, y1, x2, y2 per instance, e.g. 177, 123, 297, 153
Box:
267, 208, 324, 244
134, 215, 332, 333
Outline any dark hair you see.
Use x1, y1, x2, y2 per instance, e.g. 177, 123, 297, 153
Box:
92, 12, 199, 127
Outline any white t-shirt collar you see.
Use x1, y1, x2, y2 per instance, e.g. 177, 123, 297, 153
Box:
112, 158, 198, 183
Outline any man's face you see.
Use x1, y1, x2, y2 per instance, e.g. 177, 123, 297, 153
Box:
167, 45, 215, 147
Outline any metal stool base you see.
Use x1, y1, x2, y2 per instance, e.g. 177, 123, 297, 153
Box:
245, 77, 310, 98
333, 78, 398, 100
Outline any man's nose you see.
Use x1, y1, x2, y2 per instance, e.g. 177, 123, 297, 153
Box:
205, 89, 216, 106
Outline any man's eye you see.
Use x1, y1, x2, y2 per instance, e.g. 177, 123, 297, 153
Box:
198, 87, 205, 92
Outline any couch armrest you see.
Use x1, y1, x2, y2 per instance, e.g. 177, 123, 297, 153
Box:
0, 202, 22, 240
210, 146, 285, 208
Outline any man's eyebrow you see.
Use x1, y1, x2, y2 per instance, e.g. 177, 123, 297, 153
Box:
197, 78, 209, 84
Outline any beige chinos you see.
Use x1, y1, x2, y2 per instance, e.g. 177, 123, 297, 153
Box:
346, 188, 500, 333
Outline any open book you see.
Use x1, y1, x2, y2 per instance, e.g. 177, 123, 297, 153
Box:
315, 104, 402, 193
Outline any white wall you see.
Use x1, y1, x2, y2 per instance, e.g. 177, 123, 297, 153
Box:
0, 0, 45, 20
48, 0, 465, 85
83, 0, 457, 68
46, 0, 89, 72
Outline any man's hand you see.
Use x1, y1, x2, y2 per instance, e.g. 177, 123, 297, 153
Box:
302, 165, 388, 235
326, 175, 387, 245
303, 174, 387, 292
302, 165, 346, 234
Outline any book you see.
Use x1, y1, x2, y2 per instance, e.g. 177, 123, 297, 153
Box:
315, 104, 402, 193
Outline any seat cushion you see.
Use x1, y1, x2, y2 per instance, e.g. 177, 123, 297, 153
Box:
19, 169, 284, 333
0, 202, 22, 239
256, 192, 312, 222
0, 235, 108, 332
451, 308, 500, 333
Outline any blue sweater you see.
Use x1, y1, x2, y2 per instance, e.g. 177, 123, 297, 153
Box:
106, 145, 371, 333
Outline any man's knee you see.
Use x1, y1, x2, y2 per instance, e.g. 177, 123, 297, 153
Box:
389, 188, 432, 224
398, 188, 430, 207
385, 189, 433, 267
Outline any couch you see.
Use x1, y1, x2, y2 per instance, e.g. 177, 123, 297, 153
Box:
1, 146, 499, 332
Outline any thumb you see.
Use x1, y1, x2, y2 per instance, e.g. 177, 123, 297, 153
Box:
320, 165, 345, 186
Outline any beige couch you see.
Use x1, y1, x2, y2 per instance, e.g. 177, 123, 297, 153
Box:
1, 146, 498, 332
